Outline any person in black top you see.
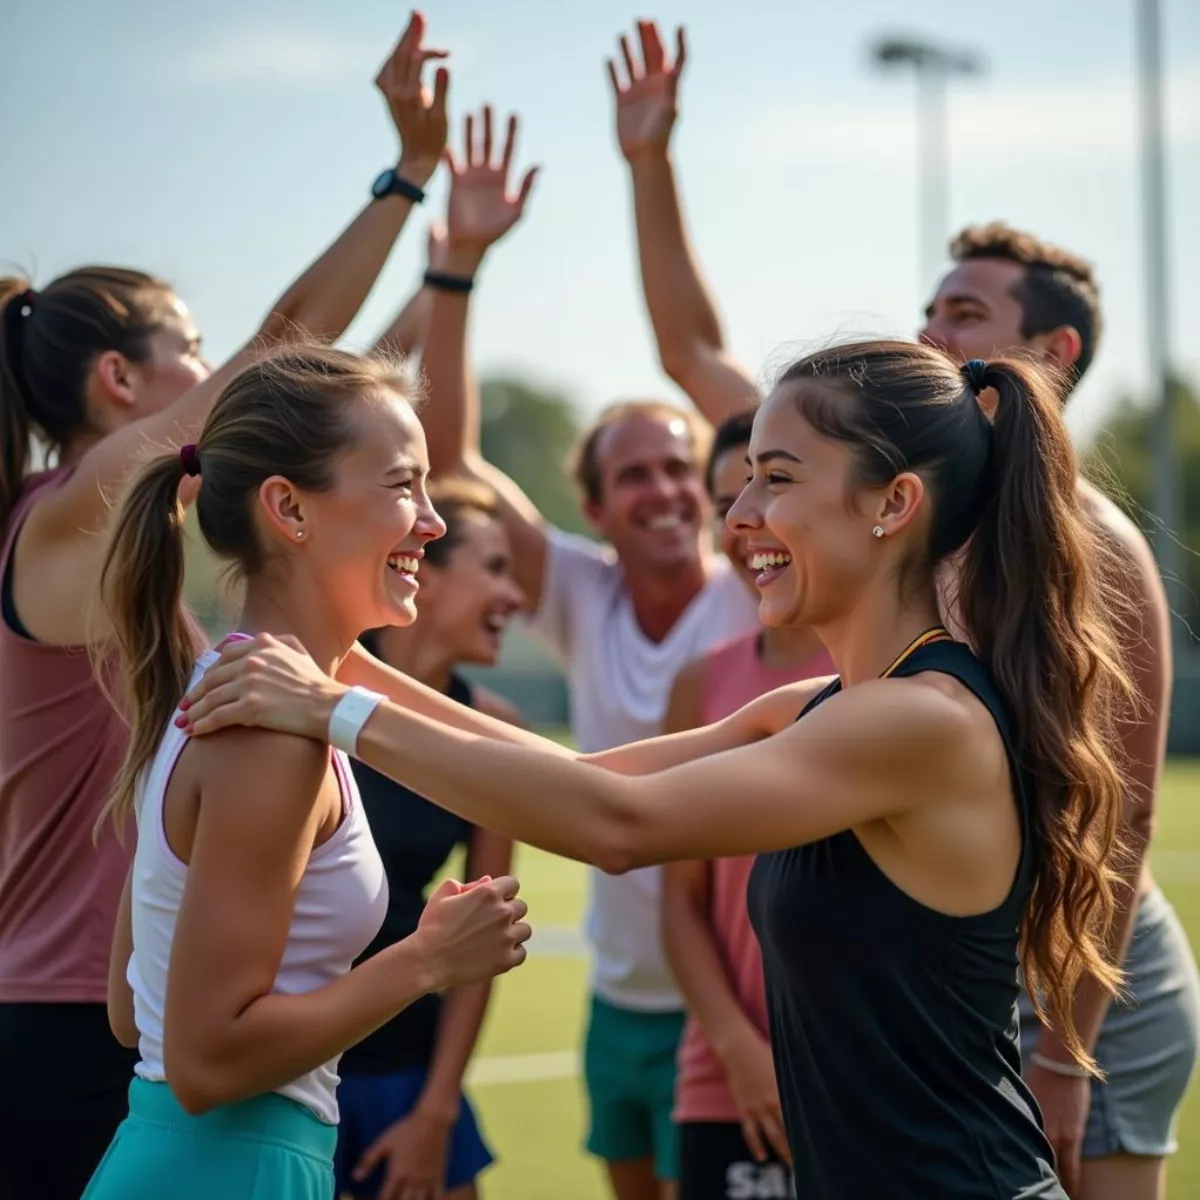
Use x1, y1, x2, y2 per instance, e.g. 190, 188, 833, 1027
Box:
181, 339, 1136, 1199
334, 477, 526, 1200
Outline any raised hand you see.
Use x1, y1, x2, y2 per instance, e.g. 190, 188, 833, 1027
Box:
414, 876, 531, 990
443, 107, 539, 269
376, 10, 450, 187
607, 19, 686, 162
426, 219, 449, 272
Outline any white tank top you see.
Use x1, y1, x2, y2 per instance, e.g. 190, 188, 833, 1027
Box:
127, 648, 389, 1124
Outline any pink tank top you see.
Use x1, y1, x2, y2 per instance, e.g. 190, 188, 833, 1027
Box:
674, 631, 833, 1124
0, 469, 132, 1002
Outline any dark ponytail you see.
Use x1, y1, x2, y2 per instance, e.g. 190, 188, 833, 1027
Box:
96, 451, 197, 838
958, 358, 1132, 1071
779, 339, 1134, 1074
0, 266, 173, 533
0, 280, 37, 531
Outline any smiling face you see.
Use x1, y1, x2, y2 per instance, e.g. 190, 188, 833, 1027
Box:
727, 385, 925, 629
416, 512, 524, 666
585, 412, 709, 573
708, 440, 758, 598
278, 392, 447, 635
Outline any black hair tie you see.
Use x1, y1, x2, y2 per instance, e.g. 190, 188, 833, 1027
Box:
179, 444, 201, 477
961, 359, 989, 395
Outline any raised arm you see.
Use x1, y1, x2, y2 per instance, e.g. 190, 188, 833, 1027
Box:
418, 106, 550, 607
609, 20, 760, 425
370, 223, 449, 360
36, 13, 448, 561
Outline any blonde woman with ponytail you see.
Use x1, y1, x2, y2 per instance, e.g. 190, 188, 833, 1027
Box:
184, 340, 1135, 1199
84, 345, 529, 1200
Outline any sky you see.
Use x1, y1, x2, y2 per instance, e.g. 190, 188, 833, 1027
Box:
3, 0, 1198, 445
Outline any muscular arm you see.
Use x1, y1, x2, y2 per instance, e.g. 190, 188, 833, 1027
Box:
419, 247, 550, 611
628, 152, 760, 424
341, 672, 966, 871
335, 638, 810, 778
1035, 490, 1170, 1063
164, 730, 436, 1114
610, 22, 759, 425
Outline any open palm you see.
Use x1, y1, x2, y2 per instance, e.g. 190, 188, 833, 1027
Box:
446, 107, 539, 251
608, 20, 687, 161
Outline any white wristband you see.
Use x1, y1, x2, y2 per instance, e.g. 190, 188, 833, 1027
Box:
328, 687, 384, 757
1028, 1051, 1092, 1079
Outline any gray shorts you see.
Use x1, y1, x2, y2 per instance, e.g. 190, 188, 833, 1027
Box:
1020, 887, 1200, 1159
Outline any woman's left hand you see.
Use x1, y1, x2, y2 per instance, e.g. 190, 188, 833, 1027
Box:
353, 1107, 453, 1200
1026, 1061, 1091, 1197
178, 633, 343, 741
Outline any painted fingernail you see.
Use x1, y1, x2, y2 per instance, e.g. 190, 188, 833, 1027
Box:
174, 715, 188, 728
178, 697, 191, 711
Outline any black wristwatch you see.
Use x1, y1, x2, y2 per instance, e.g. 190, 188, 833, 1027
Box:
370, 168, 425, 205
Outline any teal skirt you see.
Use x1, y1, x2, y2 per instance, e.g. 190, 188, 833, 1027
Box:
83, 1077, 336, 1199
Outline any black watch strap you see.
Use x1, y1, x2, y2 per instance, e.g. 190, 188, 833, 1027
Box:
373, 168, 426, 205
387, 174, 426, 204
423, 270, 475, 293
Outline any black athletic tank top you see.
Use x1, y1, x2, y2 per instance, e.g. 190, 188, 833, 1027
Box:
339, 638, 476, 1075
747, 639, 1066, 1199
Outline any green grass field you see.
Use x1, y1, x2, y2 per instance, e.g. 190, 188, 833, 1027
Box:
458, 757, 1200, 1200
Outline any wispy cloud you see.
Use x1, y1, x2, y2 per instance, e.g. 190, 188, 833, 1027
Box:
164, 20, 483, 91
739, 67, 1200, 168
166, 23, 375, 88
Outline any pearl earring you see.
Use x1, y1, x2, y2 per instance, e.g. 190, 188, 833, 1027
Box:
872, 525, 884, 538
295, 530, 305, 540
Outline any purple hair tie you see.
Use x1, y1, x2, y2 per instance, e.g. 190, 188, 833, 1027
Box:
179, 444, 201, 477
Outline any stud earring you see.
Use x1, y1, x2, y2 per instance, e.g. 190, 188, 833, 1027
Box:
295, 529, 305, 540
872, 525, 884, 539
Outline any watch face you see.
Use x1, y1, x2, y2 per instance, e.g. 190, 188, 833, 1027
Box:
371, 169, 395, 199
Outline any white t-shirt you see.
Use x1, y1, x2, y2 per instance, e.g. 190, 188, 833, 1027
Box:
528, 529, 759, 1010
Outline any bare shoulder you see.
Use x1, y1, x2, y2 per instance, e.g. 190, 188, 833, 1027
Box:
1077, 478, 1168, 636
187, 728, 329, 822
471, 683, 526, 729
1078, 479, 1160, 579
786, 671, 988, 767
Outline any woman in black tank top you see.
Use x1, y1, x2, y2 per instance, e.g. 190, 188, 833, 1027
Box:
335, 478, 525, 1200
183, 341, 1137, 1199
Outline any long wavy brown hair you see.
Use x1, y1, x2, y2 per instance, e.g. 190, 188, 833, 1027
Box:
780, 339, 1134, 1074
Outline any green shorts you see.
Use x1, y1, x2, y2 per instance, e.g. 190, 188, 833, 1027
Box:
82, 1077, 336, 1199
583, 994, 686, 1181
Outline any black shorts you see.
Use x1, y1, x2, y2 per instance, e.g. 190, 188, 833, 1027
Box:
0, 1002, 137, 1200
678, 1121, 794, 1200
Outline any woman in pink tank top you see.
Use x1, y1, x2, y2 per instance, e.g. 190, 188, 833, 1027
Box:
661, 412, 831, 1200
0, 19, 455, 1196
83, 344, 530, 1200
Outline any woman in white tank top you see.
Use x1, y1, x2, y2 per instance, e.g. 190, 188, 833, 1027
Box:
82, 345, 531, 1200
